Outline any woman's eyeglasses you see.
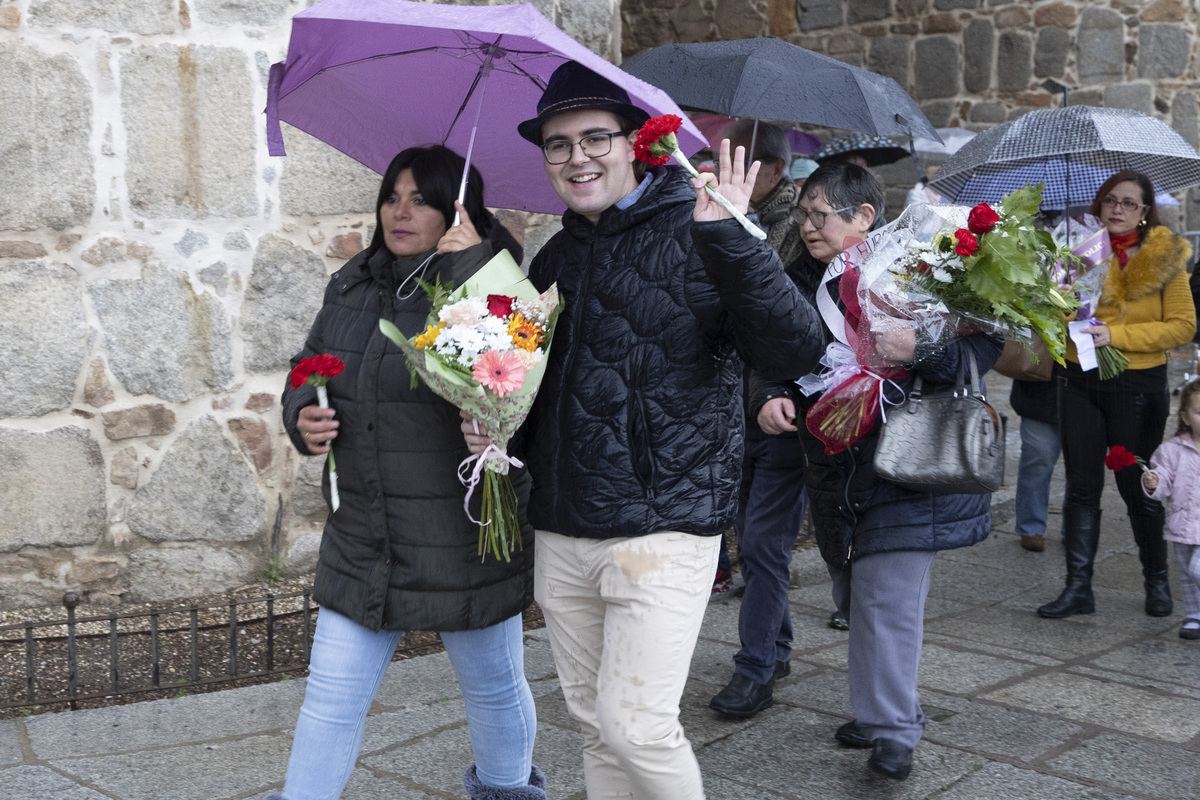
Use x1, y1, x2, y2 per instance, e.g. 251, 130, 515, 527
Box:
1101, 195, 1145, 212
796, 206, 854, 230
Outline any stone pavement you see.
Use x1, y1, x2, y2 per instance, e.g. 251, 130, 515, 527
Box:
4, 373, 1200, 800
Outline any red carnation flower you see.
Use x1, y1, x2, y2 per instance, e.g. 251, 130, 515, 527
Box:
486, 294, 515, 319
954, 228, 979, 257
967, 203, 1000, 235
1104, 445, 1140, 472
632, 114, 683, 166
290, 354, 345, 389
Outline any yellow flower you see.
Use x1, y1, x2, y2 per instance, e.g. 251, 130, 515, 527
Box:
508, 313, 544, 352
414, 322, 445, 349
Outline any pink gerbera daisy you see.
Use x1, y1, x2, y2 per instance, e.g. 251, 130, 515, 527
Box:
473, 349, 527, 397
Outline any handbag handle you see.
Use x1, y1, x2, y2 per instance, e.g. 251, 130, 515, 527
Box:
906, 346, 986, 402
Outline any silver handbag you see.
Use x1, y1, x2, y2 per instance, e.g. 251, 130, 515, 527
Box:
873, 349, 1005, 495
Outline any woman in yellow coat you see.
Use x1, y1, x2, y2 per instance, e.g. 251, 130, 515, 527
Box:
1039, 170, 1196, 620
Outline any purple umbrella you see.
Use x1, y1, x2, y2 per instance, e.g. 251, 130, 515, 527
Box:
266, 0, 706, 215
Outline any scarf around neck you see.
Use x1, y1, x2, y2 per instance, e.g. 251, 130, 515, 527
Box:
1110, 229, 1140, 267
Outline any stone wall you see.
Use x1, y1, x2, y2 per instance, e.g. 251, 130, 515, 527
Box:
620, 0, 1200, 224
0, 0, 616, 610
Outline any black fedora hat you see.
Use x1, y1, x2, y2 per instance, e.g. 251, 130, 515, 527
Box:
518, 61, 650, 145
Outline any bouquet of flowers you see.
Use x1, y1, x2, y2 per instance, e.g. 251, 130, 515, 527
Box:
290, 354, 346, 512
379, 250, 562, 562
632, 114, 767, 241
799, 184, 1076, 455
1050, 214, 1128, 379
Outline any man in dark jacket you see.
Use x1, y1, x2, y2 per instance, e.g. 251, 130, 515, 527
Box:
474, 62, 822, 800
708, 119, 812, 719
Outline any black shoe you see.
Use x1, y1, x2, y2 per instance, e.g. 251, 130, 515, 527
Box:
1132, 512, 1174, 617
868, 738, 913, 781
774, 659, 791, 681
835, 720, 871, 748
709, 673, 774, 718
828, 610, 849, 630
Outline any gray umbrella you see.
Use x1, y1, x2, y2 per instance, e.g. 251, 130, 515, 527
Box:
620, 38, 939, 141
927, 105, 1200, 203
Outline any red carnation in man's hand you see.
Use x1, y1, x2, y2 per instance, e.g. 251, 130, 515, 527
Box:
1104, 445, 1139, 471
290, 354, 345, 389
967, 203, 1000, 235
632, 115, 683, 166
954, 228, 979, 257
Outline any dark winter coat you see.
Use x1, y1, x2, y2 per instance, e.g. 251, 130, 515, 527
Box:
523, 165, 824, 539
1009, 378, 1058, 426
282, 233, 534, 633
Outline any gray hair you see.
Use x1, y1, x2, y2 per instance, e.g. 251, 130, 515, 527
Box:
722, 119, 791, 166
800, 162, 885, 229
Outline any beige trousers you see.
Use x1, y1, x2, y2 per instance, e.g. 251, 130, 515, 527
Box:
534, 529, 720, 800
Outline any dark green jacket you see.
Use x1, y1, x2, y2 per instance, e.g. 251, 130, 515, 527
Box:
282, 239, 533, 632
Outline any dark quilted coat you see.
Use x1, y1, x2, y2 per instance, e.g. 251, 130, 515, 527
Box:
282, 238, 534, 633
523, 166, 824, 539
757, 327, 1003, 571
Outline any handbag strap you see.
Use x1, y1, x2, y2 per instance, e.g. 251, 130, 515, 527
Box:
909, 346, 986, 402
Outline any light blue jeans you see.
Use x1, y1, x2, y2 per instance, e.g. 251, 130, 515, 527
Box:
1015, 417, 1061, 538
281, 608, 535, 800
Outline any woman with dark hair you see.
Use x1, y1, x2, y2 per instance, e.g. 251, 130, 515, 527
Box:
754, 162, 1000, 781
270, 146, 545, 800
1038, 170, 1196, 620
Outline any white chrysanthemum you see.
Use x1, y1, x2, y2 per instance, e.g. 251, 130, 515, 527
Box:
478, 315, 509, 339
439, 297, 488, 327
931, 267, 953, 283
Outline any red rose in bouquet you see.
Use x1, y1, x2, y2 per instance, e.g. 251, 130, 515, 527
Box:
486, 294, 515, 318
967, 203, 1000, 235
954, 228, 979, 257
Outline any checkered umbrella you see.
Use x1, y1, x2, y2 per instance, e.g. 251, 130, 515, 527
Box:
813, 133, 910, 167
927, 105, 1200, 207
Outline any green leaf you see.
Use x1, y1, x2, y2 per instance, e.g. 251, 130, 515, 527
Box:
1000, 183, 1044, 219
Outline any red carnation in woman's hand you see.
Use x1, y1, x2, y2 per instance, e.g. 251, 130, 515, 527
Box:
954, 228, 979, 257
632, 114, 683, 166
290, 354, 345, 389
1104, 445, 1140, 471
967, 203, 1000, 235
486, 294, 515, 318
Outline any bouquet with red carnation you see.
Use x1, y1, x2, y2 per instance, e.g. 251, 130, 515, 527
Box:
289, 354, 346, 511
1104, 445, 1148, 473
632, 115, 766, 241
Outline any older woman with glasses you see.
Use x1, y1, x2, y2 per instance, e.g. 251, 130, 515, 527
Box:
752, 162, 1001, 781
1038, 170, 1196, 620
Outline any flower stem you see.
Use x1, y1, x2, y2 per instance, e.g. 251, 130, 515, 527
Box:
670, 148, 767, 241
316, 385, 340, 512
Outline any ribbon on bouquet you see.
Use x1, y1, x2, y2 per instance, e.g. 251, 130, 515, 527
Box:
457, 444, 524, 526
797, 342, 906, 455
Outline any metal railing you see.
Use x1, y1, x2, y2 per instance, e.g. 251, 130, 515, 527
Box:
0, 587, 424, 716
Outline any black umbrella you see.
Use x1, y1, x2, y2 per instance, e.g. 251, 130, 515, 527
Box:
813, 133, 911, 167
620, 38, 939, 141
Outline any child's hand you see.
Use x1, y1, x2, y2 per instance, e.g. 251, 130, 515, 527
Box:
1143, 471, 1160, 492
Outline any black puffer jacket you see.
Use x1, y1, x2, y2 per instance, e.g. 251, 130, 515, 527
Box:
282, 235, 534, 633
523, 166, 824, 539
755, 329, 1003, 571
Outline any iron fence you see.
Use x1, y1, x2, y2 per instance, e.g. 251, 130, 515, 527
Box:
0, 588, 423, 716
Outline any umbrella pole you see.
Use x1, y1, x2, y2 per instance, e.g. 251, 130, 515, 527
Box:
454, 61, 495, 228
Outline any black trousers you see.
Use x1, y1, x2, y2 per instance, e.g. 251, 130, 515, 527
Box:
1058, 366, 1168, 518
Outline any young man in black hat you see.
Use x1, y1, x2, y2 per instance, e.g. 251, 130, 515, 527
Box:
467, 61, 822, 800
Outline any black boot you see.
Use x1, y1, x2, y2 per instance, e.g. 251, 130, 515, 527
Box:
1038, 506, 1100, 618
1132, 513, 1173, 617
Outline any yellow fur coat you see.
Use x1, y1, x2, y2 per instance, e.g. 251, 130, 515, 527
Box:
1067, 225, 1196, 369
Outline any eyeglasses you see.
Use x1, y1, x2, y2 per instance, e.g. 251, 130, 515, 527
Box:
1101, 195, 1145, 212
796, 206, 855, 230
541, 132, 626, 164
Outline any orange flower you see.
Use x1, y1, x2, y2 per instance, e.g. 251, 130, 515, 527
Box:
508, 314, 544, 352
